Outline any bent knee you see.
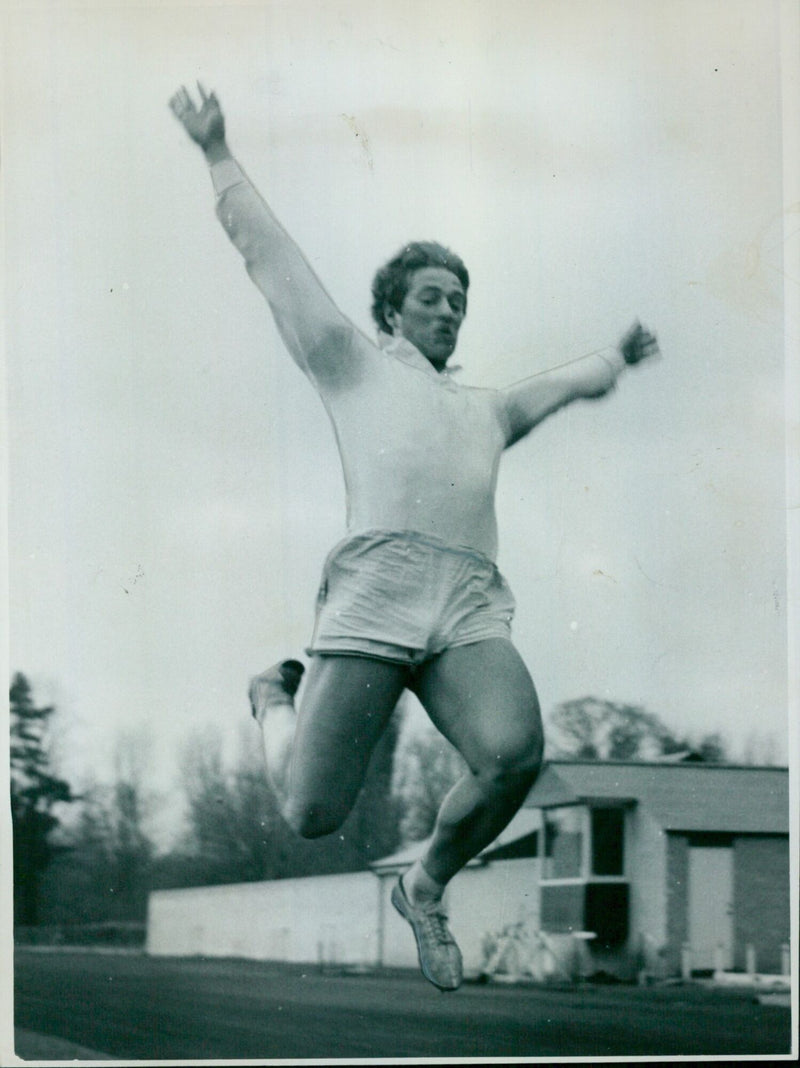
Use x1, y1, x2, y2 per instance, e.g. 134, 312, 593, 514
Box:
478, 731, 543, 791
283, 799, 346, 840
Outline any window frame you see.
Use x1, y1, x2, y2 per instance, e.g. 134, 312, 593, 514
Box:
539, 802, 628, 884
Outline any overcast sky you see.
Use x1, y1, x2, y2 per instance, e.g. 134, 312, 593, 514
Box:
4, 0, 797, 801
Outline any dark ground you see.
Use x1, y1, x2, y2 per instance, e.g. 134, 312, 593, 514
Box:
13, 948, 794, 1061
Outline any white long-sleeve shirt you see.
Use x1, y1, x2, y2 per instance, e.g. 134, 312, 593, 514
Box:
210, 158, 624, 561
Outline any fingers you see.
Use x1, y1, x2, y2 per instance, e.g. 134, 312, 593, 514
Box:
169, 85, 197, 118
620, 320, 659, 364
625, 320, 642, 342
170, 82, 219, 119
198, 82, 221, 114
633, 330, 660, 363
636, 322, 658, 353
643, 335, 660, 358
200, 83, 221, 111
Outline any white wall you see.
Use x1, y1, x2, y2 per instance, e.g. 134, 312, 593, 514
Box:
379, 859, 541, 976
146, 871, 380, 966
626, 806, 668, 973
146, 859, 542, 975
146, 835, 673, 980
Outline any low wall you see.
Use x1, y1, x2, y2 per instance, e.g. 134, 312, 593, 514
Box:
146, 871, 380, 966
146, 859, 543, 975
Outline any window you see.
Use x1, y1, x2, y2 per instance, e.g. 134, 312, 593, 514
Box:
541, 804, 626, 880
542, 807, 584, 878
591, 807, 625, 876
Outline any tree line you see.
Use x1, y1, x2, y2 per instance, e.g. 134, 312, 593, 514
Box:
10, 672, 400, 928
9, 671, 775, 930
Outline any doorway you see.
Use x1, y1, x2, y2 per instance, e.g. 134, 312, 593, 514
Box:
687, 845, 733, 971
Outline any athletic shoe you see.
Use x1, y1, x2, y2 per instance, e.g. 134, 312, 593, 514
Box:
249, 659, 305, 721
391, 877, 463, 991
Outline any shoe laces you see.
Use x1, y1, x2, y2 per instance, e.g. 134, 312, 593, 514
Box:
418, 902, 456, 947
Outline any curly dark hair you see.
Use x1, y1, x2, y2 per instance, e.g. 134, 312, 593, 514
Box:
370, 241, 469, 333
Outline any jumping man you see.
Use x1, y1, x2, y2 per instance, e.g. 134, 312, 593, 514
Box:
170, 83, 659, 991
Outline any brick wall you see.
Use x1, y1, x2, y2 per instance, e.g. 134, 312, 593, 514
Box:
663, 832, 789, 976
733, 836, 790, 973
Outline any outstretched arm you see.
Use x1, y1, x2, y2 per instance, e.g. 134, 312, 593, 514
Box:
169, 85, 356, 383
500, 322, 659, 447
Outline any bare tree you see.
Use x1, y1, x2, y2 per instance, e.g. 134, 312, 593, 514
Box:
546, 697, 729, 762
176, 725, 293, 883
391, 718, 467, 843
38, 729, 156, 924
174, 716, 402, 884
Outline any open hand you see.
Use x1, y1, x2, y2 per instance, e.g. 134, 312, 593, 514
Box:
619, 321, 660, 365
169, 83, 225, 149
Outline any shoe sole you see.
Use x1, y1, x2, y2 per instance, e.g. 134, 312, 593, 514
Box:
279, 659, 305, 696
391, 882, 462, 992
249, 659, 305, 719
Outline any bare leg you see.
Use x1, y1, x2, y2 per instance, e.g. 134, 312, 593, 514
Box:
250, 654, 409, 838
410, 638, 543, 887
388, 639, 540, 992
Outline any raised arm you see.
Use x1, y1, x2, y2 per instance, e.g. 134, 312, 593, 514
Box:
500, 322, 659, 447
169, 84, 356, 383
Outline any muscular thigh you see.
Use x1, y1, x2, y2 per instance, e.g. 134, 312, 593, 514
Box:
289, 654, 409, 818
411, 638, 542, 776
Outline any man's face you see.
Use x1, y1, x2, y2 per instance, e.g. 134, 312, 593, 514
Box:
387, 266, 466, 370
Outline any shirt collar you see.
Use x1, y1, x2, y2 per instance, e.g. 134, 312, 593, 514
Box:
377, 332, 462, 378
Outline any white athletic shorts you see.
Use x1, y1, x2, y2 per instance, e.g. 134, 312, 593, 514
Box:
307, 529, 516, 666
